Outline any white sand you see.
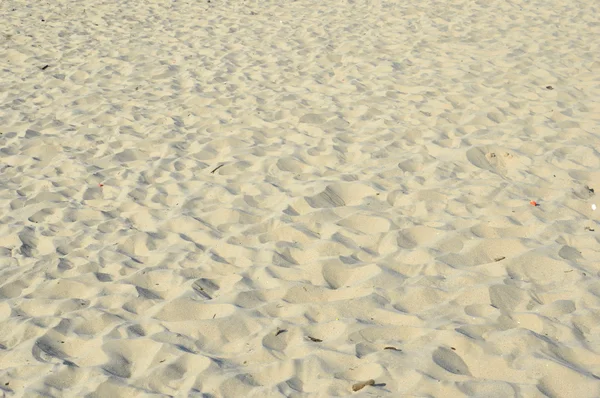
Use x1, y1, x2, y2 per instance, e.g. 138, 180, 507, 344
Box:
1, 0, 600, 396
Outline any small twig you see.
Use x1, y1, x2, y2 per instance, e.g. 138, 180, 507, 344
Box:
211, 164, 224, 174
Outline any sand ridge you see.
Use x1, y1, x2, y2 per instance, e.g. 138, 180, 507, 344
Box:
1, 0, 600, 396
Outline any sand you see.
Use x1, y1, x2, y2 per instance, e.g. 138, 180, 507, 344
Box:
1, 0, 600, 396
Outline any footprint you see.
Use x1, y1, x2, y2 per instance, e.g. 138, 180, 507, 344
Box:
506, 251, 568, 283
32, 336, 67, 364
102, 353, 132, 378
337, 213, 391, 234
306, 186, 346, 208
276, 156, 309, 173
192, 278, 220, 300
460, 380, 517, 397
305, 183, 377, 208
489, 284, 530, 312
466, 146, 526, 178
322, 260, 381, 289
558, 245, 583, 261
154, 298, 235, 321
432, 347, 471, 376
298, 113, 329, 125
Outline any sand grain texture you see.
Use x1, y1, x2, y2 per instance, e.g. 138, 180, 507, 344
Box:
1, 0, 600, 396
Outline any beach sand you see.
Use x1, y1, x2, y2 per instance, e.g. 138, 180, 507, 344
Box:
1, 0, 600, 396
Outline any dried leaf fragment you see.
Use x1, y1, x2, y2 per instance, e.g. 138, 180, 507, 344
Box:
352, 379, 375, 392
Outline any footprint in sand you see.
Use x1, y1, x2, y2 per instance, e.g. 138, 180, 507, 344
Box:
432, 347, 472, 376
466, 146, 528, 178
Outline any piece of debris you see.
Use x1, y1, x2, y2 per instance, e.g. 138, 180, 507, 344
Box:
211, 164, 224, 174
306, 336, 322, 342
383, 346, 401, 351
494, 256, 506, 262
275, 329, 287, 336
546, 86, 554, 90
585, 226, 595, 232
352, 379, 375, 392
41, 65, 49, 70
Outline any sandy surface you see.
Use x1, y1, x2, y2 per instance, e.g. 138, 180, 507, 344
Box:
1, 0, 600, 396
